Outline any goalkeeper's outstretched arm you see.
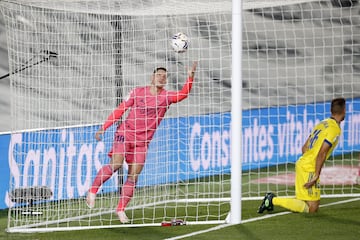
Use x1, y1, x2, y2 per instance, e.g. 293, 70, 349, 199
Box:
95, 99, 132, 141
171, 61, 198, 103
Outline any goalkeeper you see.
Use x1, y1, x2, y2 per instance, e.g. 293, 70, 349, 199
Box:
258, 98, 346, 214
87, 61, 198, 223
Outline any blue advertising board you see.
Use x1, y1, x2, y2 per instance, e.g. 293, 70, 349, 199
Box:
0, 98, 359, 209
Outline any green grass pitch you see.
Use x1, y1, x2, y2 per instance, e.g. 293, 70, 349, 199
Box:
1, 152, 359, 239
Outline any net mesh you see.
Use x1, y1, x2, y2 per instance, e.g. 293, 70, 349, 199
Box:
0, 0, 359, 232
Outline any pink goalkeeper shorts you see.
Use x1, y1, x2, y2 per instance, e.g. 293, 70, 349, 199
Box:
108, 133, 148, 165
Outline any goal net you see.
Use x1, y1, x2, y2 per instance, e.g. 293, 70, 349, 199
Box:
0, 0, 359, 233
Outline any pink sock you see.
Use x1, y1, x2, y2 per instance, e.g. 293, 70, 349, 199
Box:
89, 164, 115, 194
116, 179, 136, 212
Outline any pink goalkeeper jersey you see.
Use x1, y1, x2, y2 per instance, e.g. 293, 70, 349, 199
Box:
101, 77, 193, 144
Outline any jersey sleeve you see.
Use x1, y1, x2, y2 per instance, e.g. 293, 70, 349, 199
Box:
169, 77, 194, 103
101, 89, 135, 130
323, 125, 340, 147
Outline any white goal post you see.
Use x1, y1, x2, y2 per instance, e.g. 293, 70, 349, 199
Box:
0, 0, 359, 233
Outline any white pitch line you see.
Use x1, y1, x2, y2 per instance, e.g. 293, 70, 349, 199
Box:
319, 197, 360, 208
164, 198, 360, 240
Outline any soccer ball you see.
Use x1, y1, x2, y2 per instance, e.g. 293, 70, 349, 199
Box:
171, 32, 189, 53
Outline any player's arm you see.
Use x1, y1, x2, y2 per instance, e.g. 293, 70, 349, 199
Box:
95, 96, 133, 141
170, 61, 197, 103
301, 136, 310, 154
303, 141, 331, 189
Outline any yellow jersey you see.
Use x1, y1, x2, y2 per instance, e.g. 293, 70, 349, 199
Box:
297, 118, 341, 172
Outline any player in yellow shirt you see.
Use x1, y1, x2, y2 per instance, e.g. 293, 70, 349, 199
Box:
257, 97, 346, 214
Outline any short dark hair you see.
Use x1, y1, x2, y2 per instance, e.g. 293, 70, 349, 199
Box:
153, 67, 167, 73
331, 97, 346, 115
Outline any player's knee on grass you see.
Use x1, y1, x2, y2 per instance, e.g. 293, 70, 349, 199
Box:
308, 206, 319, 213
307, 201, 320, 213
